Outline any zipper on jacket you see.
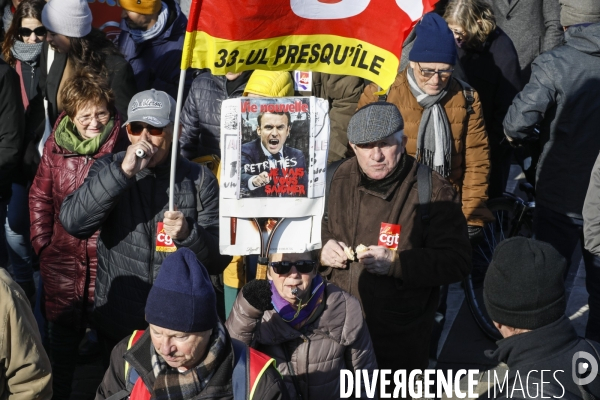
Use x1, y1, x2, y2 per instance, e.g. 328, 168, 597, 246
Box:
29, 63, 35, 102
303, 336, 310, 398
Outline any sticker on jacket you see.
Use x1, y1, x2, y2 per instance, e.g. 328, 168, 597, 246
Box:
379, 223, 401, 250
156, 222, 176, 252
294, 71, 312, 91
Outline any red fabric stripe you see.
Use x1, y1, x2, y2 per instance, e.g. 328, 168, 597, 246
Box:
131, 330, 145, 346
187, 0, 437, 53
248, 347, 274, 389
186, 0, 203, 33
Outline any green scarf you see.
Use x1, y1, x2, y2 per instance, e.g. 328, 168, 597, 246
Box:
54, 116, 114, 155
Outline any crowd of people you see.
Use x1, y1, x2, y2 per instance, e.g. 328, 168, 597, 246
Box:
1, 0, 600, 399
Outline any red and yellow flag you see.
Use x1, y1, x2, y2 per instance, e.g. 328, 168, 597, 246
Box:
181, 0, 438, 91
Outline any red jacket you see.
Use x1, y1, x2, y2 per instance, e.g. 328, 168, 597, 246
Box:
29, 111, 129, 329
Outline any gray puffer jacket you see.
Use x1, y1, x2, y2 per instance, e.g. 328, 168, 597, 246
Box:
179, 71, 248, 159
504, 22, 600, 218
226, 283, 378, 400
59, 152, 231, 341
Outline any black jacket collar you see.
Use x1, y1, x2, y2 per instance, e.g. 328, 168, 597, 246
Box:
488, 316, 579, 368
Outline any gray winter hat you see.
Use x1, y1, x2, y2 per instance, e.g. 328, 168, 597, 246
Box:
123, 89, 176, 128
348, 102, 404, 144
560, 0, 600, 26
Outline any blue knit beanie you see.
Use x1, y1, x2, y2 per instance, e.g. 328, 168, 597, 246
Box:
409, 13, 457, 65
145, 248, 218, 333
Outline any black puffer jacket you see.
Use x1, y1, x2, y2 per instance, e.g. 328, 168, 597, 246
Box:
179, 71, 249, 159
59, 152, 231, 341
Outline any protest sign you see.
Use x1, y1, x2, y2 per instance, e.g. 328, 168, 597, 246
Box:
219, 96, 330, 256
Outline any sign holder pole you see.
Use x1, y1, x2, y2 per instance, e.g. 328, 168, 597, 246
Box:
168, 69, 187, 211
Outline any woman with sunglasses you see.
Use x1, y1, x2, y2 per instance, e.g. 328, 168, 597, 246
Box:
0, 0, 46, 303
443, 0, 522, 199
226, 251, 377, 399
29, 71, 128, 400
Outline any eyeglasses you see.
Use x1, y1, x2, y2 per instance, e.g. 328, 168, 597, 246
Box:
450, 28, 467, 38
18, 26, 47, 38
126, 122, 165, 136
417, 62, 454, 79
269, 260, 317, 275
77, 111, 110, 126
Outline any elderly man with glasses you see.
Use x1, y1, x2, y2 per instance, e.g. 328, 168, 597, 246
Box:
358, 12, 492, 236
59, 89, 231, 366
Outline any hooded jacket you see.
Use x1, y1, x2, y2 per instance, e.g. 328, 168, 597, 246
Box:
29, 111, 129, 330
504, 23, 600, 218
118, 0, 192, 100
59, 151, 231, 341
226, 283, 378, 399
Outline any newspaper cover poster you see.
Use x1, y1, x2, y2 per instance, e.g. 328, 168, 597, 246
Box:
237, 98, 310, 198
219, 96, 330, 255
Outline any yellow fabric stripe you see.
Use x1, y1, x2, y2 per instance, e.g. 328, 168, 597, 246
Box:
249, 358, 277, 400
181, 31, 398, 91
124, 330, 139, 379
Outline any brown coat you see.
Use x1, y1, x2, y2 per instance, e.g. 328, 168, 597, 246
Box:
0, 269, 52, 400
322, 155, 471, 372
358, 69, 492, 226
226, 283, 377, 400
299, 73, 365, 163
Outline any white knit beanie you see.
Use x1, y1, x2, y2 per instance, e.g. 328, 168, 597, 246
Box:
42, 0, 93, 38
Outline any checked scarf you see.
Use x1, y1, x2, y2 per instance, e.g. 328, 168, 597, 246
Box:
151, 322, 227, 400
407, 67, 452, 178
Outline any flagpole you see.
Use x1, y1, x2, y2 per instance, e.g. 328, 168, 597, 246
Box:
169, 69, 187, 212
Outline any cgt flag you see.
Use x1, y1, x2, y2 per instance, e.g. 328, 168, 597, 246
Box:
181, 0, 438, 91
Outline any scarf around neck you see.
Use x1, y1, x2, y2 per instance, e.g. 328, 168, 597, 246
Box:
151, 321, 228, 400
359, 152, 410, 196
11, 40, 43, 64
129, 2, 169, 44
54, 116, 114, 155
271, 274, 326, 330
407, 67, 452, 178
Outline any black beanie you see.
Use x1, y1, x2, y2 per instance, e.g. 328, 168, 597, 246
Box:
483, 237, 566, 330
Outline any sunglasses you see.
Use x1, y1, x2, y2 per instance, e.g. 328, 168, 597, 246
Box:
269, 260, 317, 275
18, 26, 47, 37
126, 122, 164, 136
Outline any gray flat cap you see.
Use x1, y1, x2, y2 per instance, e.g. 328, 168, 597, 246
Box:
348, 102, 404, 144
